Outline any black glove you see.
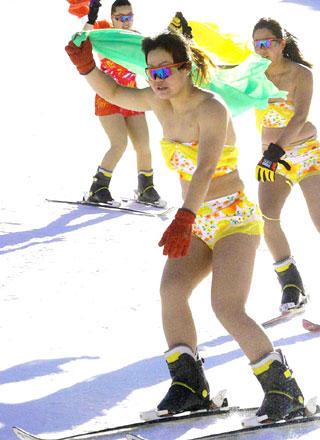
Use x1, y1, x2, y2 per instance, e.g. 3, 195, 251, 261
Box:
256, 143, 291, 182
87, 0, 101, 25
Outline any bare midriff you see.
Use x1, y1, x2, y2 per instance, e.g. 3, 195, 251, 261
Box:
180, 169, 244, 201
261, 122, 317, 151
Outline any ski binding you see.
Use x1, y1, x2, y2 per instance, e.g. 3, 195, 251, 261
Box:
140, 389, 227, 420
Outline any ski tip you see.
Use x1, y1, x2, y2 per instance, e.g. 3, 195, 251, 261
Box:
303, 319, 320, 332
12, 427, 34, 440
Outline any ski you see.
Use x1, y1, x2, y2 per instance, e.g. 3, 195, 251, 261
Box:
12, 405, 256, 440
45, 199, 174, 218
262, 304, 306, 328
121, 196, 168, 209
127, 407, 320, 440
303, 319, 320, 332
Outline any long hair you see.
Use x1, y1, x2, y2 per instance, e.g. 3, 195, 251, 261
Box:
253, 18, 312, 68
141, 31, 216, 86
111, 0, 131, 14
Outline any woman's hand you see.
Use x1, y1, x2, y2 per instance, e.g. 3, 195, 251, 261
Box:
65, 38, 96, 75
158, 208, 196, 258
256, 143, 291, 182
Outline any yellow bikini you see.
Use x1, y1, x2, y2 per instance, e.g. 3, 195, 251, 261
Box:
255, 102, 320, 185
160, 139, 239, 180
160, 139, 263, 249
255, 101, 295, 131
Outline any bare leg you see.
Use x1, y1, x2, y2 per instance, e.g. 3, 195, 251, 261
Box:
125, 114, 152, 171
98, 114, 128, 171
258, 177, 292, 262
299, 174, 320, 233
160, 236, 212, 351
211, 234, 273, 362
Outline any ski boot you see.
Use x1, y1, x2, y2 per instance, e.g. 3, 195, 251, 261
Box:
246, 349, 304, 425
274, 257, 307, 313
136, 170, 162, 205
167, 12, 193, 40
87, 167, 114, 204
157, 345, 212, 415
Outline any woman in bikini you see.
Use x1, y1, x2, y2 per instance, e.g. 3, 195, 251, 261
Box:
253, 18, 320, 314
65, 28, 305, 424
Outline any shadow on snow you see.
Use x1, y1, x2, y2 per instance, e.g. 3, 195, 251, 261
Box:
0, 206, 145, 255
2, 331, 320, 440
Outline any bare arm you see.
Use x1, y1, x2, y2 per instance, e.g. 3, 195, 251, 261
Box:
85, 67, 153, 112
276, 67, 313, 147
182, 100, 228, 213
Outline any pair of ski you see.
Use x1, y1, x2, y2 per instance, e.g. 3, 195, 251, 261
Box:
13, 400, 320, 440
45, 197, 175, 218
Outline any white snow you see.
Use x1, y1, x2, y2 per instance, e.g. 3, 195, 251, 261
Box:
1, 1, 320, 439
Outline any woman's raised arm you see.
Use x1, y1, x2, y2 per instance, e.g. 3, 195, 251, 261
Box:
65, 38, 152, 112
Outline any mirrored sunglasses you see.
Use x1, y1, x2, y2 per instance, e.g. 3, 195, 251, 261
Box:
112, 14, 134, 23
254, 38, 281, 49
145, 62, 187, 81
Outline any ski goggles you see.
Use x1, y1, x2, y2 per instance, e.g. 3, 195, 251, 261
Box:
254, 38, 282, 49
145, 61, 187, 81
112, 14, 134, 22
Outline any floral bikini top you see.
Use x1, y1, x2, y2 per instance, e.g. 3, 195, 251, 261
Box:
160, 139, 238, 181
255, 101, 295, 132
94, 20, 137, 88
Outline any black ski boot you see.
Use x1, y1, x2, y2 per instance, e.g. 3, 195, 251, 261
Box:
274, 257, 307, 313
251, 349, 304, 423
157, 345, 212, 415
88, 168, 114, 204
168, 12, 194, 40
137, 170, 161, 204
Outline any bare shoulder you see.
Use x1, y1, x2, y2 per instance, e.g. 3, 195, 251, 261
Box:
197, 89, 229, 121
291, 61, 313, 81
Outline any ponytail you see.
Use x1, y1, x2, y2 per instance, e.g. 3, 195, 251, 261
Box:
190, 46, 216, 86
282, 30, 312, 68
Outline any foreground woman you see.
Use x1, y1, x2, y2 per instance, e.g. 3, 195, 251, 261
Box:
65, 30, 305, 424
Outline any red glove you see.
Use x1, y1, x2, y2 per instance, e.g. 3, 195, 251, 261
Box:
158, 208, 196, 259
65, 38, 96, 75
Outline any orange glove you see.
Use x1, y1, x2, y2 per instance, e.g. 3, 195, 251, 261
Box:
65, 39, 96, 75
158, 208, 196, 258
67, 0, 89, 18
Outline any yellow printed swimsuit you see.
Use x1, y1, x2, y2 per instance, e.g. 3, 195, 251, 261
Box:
277, 137, 320, 185
160, 139, 239, 181
255, 102, 320, 184
255, 101, 295, 131
160, 139, 263, 249
193, 191, 263, 250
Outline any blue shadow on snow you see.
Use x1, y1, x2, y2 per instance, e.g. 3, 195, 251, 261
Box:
1, 330, 320, 440
0, 204, 159, 256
